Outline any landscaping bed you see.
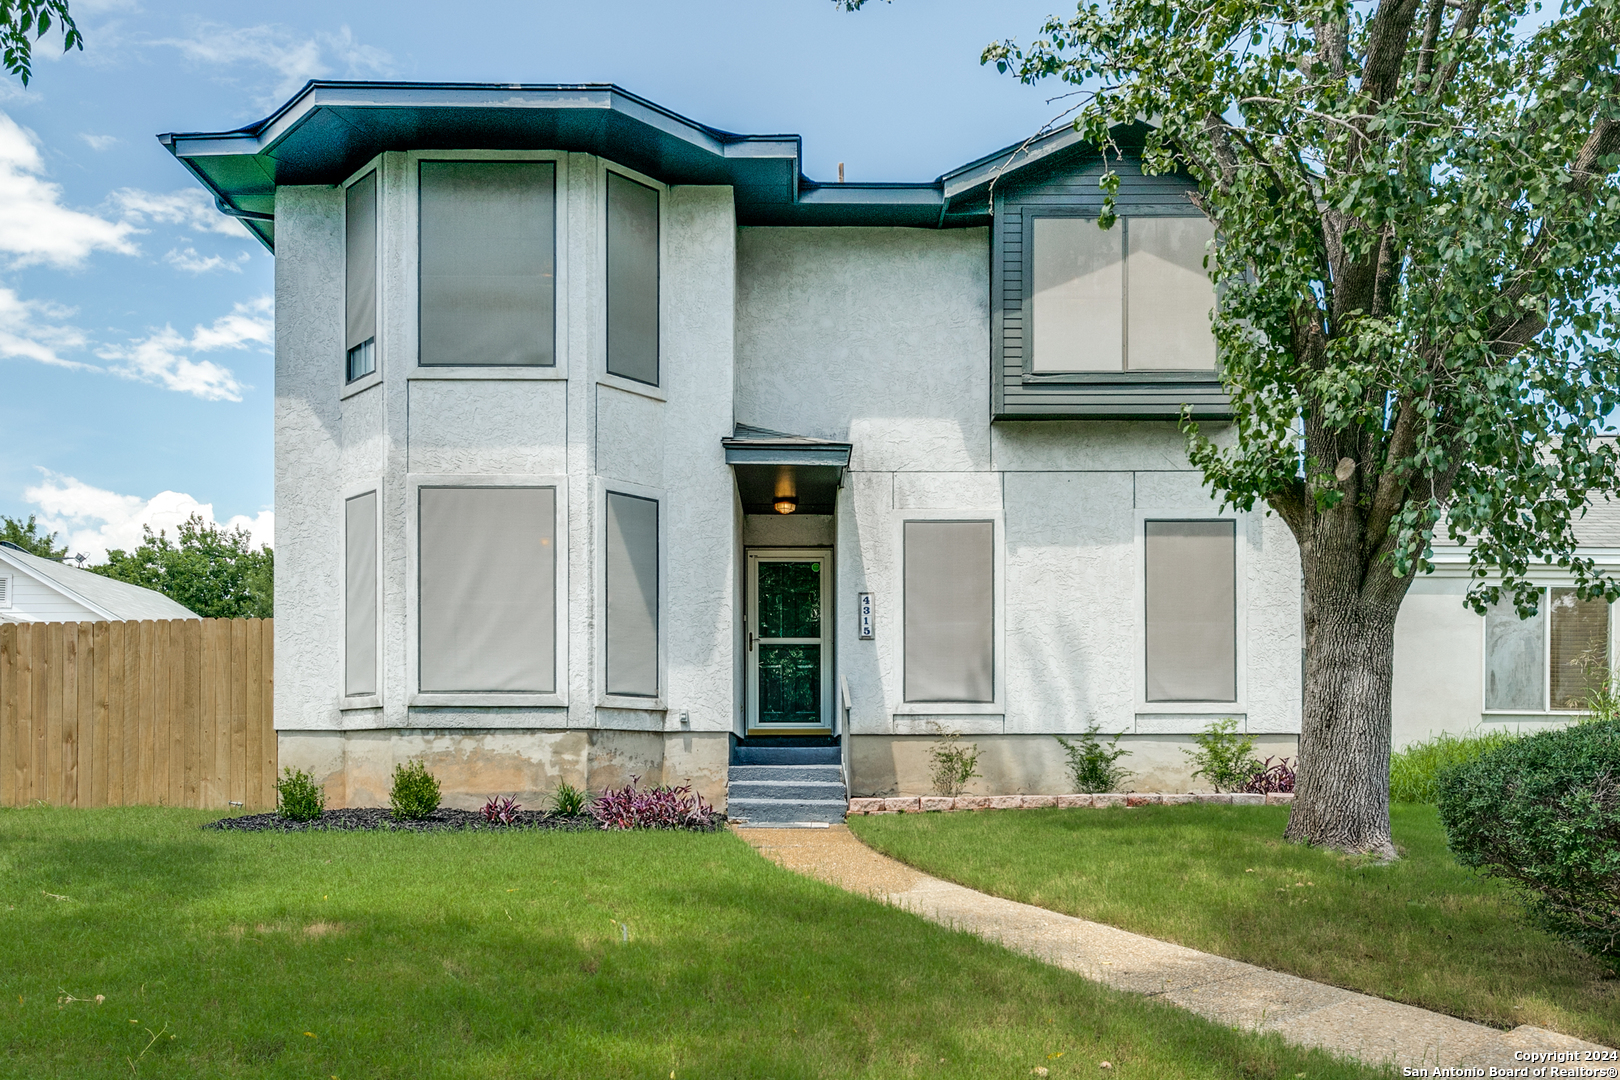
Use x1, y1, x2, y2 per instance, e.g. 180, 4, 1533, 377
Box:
849, 802, 1620, 1047
207, 807, 599, 833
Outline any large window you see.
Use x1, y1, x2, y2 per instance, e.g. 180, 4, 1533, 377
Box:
1486, 589, 1613, 711
418, 161, 556, 367
418, 486, 555, 693
344, 171, 377, 382
1144, 520, 1236, 702
606, 171, 659, 386
344, 491, 377, 697
1030, 215, 1215, 373
605, 492, 659, 697
903, 521, 994, 703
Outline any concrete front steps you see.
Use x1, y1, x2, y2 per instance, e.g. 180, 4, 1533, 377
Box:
727, 744, 847, 825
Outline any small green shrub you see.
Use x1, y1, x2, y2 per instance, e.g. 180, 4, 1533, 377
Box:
275, 767, 325, 822
1055, 724, 1132, 793
1437, 719, 1620, 974
549, 781, 589, 816
1182, 718, 1262, 792
929, 731, 982, 797
1390, 729, 1521, 803
389, 759, 442, 821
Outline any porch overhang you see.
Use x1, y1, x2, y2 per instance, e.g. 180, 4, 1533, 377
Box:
723, 425, 851, 516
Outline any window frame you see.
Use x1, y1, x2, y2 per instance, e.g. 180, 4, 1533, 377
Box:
340, 157, 385, 400
596, 160, 669, 402
1133, 511, 1249, 722
594, 477, 668, 711
401, 150, 570, 385
338, 480, 384, 710
403, 472, 570, 708
1481, 586, 1616, 715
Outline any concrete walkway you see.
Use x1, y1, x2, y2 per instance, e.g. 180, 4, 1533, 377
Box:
738, 825, 1616, 1073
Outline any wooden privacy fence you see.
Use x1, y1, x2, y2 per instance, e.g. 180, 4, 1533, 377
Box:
0, 619, 275, 809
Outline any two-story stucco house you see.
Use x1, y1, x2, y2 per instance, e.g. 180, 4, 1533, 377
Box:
161, 82, 1616, 820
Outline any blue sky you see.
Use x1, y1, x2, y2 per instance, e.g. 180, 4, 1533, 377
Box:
0, 0, 1062, 559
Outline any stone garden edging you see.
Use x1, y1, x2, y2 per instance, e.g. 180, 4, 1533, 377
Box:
847, 792, 1295, 814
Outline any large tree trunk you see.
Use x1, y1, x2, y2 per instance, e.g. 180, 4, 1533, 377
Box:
1284, 549, 1408, 859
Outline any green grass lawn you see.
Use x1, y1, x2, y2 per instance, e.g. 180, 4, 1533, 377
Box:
0, 808, 1388, 1080
849, 803, 1620, 1047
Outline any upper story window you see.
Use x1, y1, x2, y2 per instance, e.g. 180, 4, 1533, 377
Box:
605, 171, 660, 386
418, 161, 556, 367
1030, 214, 1216, 374
344, 171, 377, 382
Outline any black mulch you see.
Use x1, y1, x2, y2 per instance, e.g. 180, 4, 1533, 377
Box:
206, 808, 597, 833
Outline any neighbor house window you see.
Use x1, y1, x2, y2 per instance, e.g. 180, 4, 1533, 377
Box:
605, 492, 659, 696
344, 491, 377, 697
1486, 589, 1613, 711
418, 161, 556, 367
345, 171, 377, 381
1030, 215, 1216, 373
1144, 520, 1236, 702
903, 521, 994, 702
605, 172, 659, 385
418, 486, 555, 693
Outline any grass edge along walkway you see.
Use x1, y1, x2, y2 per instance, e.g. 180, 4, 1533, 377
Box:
738, 824, 1615, 1072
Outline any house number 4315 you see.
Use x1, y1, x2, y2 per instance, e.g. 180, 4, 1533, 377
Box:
858, 592, 874, 639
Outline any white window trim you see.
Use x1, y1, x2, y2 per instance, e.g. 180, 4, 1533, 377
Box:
339, 155, 386, 400
404, 472, 570, 707
401, 149, 570, 382
1480, 585, 1616, 716
593, 476, 668, 712
595, 158, 668, 401
890, 509, 1007, 717
338, 480, 385, 711
1133, 510, 1249, 720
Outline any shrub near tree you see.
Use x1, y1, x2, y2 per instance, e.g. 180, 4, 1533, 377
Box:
92, 514, 273, 618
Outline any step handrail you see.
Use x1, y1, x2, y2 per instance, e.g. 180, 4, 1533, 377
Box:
838, 675, 853, 799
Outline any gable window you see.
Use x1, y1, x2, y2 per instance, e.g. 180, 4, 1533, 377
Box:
344, 171, 377, 382
344, 491, 377, 697
1144, 520, 1236, 702
604, 492, 659, 697
418, 161, 556, 367
1029, 215, 1215, 374
605, 172, 659, 386
418, 486, 556, 692
1486, 589, 1612, 711
903, 520, 994, 703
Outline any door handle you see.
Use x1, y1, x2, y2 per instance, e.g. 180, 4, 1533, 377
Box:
748, 631, 755, 652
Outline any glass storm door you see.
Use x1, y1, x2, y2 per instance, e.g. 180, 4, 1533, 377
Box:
746, 550, 833, 735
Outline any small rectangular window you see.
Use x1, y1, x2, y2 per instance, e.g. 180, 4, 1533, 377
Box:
1126, 217, 1217, 371
904, 521, 994, 703
1144, 520, 1236, 702
345, 171, 377, 382
418, 161, 556, 367
1550, 588, 1610, 710
419, 486, 555, 693
1485, 595, 1547, 710
1031, 216, 1122, 373
606, 172, 659, 385
605, 492, 659, 696
344, 491, 377, 696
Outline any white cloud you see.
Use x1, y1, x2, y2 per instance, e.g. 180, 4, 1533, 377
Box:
24, 469, 273, 563
80, 133, 118, 151
97, 296, 271, 401
0, 111, 139, 268
163, 246, 249, 274
110, 186, 243, 237
155, 22, 395, 108
0, 284, 93, 369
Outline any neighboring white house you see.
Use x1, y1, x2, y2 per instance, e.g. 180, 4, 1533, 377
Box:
0, 543, 199, 623
159, 82, 1616, 813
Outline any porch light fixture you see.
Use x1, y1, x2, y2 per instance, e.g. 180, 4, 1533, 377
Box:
774, 496, 798, 515
773, 466, 797, 514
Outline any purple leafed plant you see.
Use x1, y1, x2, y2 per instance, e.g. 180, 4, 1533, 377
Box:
1243, 756, 1298, 794
589, 776, 723, 832
481, 795, 522, 825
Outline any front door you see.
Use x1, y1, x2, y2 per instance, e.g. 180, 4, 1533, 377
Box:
746, 549, 833, 735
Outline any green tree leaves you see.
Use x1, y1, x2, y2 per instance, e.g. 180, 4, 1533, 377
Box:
0, 514, 67, 559
2, 0, 83, 85
90, 514, 273, 619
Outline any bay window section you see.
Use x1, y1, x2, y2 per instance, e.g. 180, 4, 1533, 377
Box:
345, 171, 377, 381
606, 172, 659, 385
903, 521, 994, 703
1144, 520, 1237, 702
344, 491, 377, 697
418, 486, 556, 693
1488, 589, 1613, 711
604, 492, 659, 697
418, 161, 556, 367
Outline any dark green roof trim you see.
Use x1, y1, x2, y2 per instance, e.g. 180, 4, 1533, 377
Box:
159, 82, 1138, 249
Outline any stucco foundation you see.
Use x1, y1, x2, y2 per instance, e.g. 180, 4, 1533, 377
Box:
279, 729, 730, 811
847, 733, 1300, 797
